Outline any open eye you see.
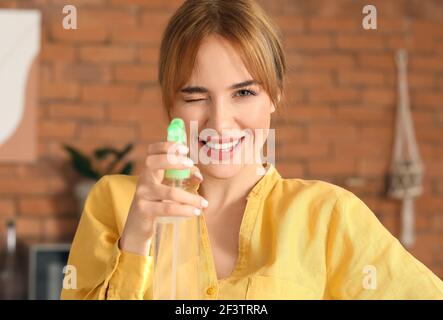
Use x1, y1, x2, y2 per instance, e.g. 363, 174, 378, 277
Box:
235, 89, 257, 98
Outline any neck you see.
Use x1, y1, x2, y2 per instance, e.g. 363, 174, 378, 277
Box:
198, 163, 266, 216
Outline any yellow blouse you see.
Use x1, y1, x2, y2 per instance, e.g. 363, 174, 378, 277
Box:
61, 164, 443, 300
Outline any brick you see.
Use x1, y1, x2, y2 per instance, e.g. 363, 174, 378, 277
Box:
0, 199, 15, 219
416, 126, 443, 143
274, 161, 305, 178
81, 84, 139, 102
138, 47, 160, 64
378, 19, 408, 34
288, 53, 355, 70
412, 92, 443, 109
359, 126, 393, 143
16, 217, 42, 238
409, 233, 439, 266
0, 165, 19, 177
307, 124, 358, 142
287, 71, 333, 87
337, 35, 386, 50
80, 46, 135, 63
336, 106, 392, 123
40, 63, 53, 83
0, 0, 17, 8
79, 124, 136, 141
308, 87, 359, 103
344, 178, 385, 197
338, 70, 385, 86
392, 73, 436, 89
47, 103, 105, 121
411, 110, 437, 126
54, 63, 112, 83
19, 196, 77, 217
285, 104, 335, 122
77, 9, 137, 29
50, 24, 108, 43
283, 88, 304, 104
274, 125, 305, 142
40, 43, 75, 62
357, 158, 389, 176
307, 17, 358, 32
416, 196, 443, 213
140, 87, 163, 104
284, 34, 333, 50
308, 159, 356, 176
357, 53, 395, 69
111, 27, 162, 45
39, 120, 77, 139
113, 64, 157, 83
139, 119, 171, 141
278, 142, 329, 160
41, 82, 79, 100
362, 89, 396, 106
274, 15, 305, 33
46, 140, 100, 160
333, 141, 388, 159
140, 11, 172, 28
108, 104, 167, 124
110, 0, 182, 9
42, 217, 78, 241
410, 56, 443, 71
52, 0, 106, 6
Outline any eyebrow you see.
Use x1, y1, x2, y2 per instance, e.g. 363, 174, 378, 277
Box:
180, 80, 257, 94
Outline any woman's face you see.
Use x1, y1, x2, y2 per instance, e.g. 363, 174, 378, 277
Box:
171, 34, 275, 179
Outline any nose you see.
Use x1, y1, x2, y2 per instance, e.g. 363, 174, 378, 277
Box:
206, 97, 237, 135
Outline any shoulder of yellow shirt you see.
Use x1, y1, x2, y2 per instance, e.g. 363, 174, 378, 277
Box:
92, 172, 364, 225
95, 173, 356, 205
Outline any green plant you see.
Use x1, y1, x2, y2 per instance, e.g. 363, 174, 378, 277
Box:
63, 143, 134, 180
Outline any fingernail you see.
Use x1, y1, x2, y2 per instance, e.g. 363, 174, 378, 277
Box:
177, 144, 189, 154
181, 158, 194, 167
194, 208, 201, 216
194, 171, 203, 180
201, 198, 209, 208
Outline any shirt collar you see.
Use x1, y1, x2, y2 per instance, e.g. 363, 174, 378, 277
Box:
246, 162, 281, 200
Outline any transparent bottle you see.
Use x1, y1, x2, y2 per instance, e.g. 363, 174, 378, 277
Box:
151, 118, 203, 300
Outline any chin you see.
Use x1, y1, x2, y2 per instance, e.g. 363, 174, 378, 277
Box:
199, 162, 245, 180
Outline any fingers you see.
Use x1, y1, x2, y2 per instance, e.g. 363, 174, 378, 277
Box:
190, 166, 203, 180
147, 142, 188, 156
144, 183, 208, 209
152, 200, 203, 217
145, 153, 194, 171
189, 166, 204, 184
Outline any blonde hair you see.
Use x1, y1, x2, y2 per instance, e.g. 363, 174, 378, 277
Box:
158, 0, 286, 115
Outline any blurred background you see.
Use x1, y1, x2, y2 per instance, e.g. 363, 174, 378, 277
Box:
0, 0, 442, 299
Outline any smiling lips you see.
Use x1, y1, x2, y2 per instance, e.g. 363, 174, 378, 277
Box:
199, 136, 245, 156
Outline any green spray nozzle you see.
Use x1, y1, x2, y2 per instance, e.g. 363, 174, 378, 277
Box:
164, 118, 191, 180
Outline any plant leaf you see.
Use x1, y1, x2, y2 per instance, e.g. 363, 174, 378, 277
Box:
63, 145, 100, 180
119, 162, 133, 175
118, 143, 134, 158
94, 147, 118, 159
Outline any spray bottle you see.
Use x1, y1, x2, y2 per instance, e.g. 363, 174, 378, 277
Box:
151, 118, 203, 300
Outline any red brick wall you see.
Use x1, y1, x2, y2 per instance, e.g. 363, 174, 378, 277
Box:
0, 0, 442, 278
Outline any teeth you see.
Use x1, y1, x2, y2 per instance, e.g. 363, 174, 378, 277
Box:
205, 139, 241, 151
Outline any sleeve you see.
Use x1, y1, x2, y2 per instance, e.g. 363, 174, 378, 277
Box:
324, 190, 443, 300
60, 176, 154, 300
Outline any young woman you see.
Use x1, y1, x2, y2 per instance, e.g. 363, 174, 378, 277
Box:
61, 0, 443, 299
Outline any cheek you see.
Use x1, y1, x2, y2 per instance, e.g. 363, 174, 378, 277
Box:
238, 97, 272, 132
170, 105, 206, 124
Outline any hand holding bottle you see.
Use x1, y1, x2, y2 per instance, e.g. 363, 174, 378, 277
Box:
119, 141, 207, 256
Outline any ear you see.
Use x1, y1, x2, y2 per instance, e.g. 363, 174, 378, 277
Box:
270, 93, 280, 114
270, 103, 276, 114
